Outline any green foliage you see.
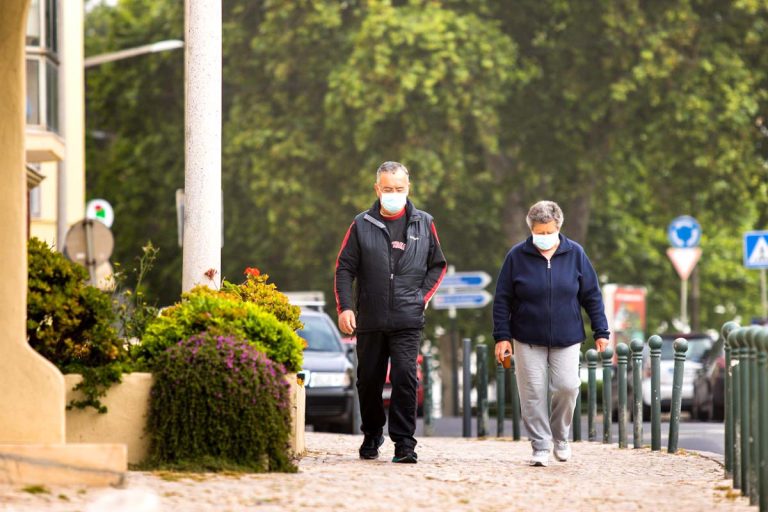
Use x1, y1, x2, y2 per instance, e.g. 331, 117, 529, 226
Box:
136, 287, 304, 372
220, 268, 303, 331
26, 238, 126, 412
144, 332, 296, 472
112, 241, 160, 341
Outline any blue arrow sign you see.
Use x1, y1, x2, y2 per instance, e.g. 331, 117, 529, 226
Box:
440, 271, 492, 289
744, 231, 768, 269
667, 216, 701, 248
431, 290, 492, 310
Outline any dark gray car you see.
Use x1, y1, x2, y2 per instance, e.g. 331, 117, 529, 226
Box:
298, 309, 357, 434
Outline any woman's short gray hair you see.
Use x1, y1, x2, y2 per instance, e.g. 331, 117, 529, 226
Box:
526, 200, 564, 229
376, 161, 409, 183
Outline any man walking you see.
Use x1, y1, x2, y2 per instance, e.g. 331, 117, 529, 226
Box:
335, 161, 446, 463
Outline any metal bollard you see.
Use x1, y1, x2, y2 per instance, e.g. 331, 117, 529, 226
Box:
722, 321, 739, 477
740, 327, 751, 496
477, 344, 489, 438
510, 358, 521, 440
749, 326, 761, 506
617, 343, 629, 448
462, 338, 472, 438
423, 353, 434, 437
602, 346, 614, 444
756, 328, 768, 512
496, 363, 505, 437
573, 351, 583, 442
586, 349, 598, 441
649, 335, 663, 451
730, 327, 743, 490
668, 338, 688, 454
630, 338, 644, 449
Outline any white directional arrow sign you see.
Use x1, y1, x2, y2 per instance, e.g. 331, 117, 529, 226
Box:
432, 290, 492, 310
439, 271, 492, 290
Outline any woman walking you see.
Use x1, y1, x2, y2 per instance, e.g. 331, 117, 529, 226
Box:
492, 200, 609, 466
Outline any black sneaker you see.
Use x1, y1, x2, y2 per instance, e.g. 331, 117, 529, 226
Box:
392, 448, 418, 464
359, 434, 385, 460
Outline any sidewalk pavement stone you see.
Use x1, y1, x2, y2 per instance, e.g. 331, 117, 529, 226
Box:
0, 432, 752, 511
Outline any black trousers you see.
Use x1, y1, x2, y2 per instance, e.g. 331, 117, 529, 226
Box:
356, 328, 421, 450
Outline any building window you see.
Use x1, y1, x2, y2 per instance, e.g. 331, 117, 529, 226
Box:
29, 186, 42, 219
25, 0, 59, 134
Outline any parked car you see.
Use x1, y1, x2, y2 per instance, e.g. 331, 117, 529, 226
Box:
296, 307, 357, 434
640, 333, 715, 416
691, 339, 725, 421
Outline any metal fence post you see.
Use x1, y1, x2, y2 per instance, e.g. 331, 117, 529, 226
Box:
602, 346, 614, 444
496, 362, 505, 437
741, 327, 751, 496
756, 328, 768, 512
477, 344, 489, 438
423, 353, 433, 437
723, 321, 739, 478
617, 343, 629, 448
730, 327, 743, 490
649, 335, 663, 451
462, 338, 472, 438
668, 338, 688, 454
510, 358, 521, 441
573, 351, 583, 442
630, 338, 644, 449
586, 349, 598, 442
749, 326, 761, 506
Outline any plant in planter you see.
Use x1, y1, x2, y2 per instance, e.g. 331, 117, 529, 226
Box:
136, 285, 304, 372
27, 237, 126, 412
220, 267, 303, 331
145, 331, 296, 472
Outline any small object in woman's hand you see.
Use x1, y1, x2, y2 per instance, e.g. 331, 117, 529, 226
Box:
502, 350, 512, 369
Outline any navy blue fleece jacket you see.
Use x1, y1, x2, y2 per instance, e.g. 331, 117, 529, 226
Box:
492, 234, 610, 347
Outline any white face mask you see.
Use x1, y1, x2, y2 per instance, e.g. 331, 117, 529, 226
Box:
380, 192, 407, 214
532, 232, 559, 251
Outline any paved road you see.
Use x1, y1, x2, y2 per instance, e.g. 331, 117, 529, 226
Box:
412, 415, 726, 458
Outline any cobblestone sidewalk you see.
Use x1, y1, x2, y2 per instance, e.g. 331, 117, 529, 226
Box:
0, 433, 752, 511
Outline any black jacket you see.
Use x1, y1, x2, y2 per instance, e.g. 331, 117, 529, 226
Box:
335, 200, 447, 332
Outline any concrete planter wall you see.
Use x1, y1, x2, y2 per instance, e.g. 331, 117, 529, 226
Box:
65, 372, 306, 465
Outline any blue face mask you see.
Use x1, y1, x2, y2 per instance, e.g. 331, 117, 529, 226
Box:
380, 192, 407, 214
532, 232, 559, 251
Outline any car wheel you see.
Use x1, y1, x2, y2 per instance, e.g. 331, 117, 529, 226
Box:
713, 403, 724, 422
642, 403, 651, 419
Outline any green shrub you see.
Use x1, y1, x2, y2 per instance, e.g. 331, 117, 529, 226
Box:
220, 267, 303, 331
136, 287, 304, 372
111, 242, 159, 341
27, 237, 125, 412
145, 332, 296, 472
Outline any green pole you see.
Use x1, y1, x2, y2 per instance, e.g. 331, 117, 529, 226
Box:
586, 349, 598, 442
731, 328, 743, 490
602, 346, 614, 444
477, 344, 489, 438
573, 351, 583, 442
649, 335, 663, 451
668, 338, 688, 454
756, 328, 768, 512
510, 359, 521, 441
423, 354, 433, 437
630, 338, 644, 449
722, 321, 739, 478
496, 362, 505, 437
740, 327, 751, 495
749, 326, 762, 506
617, 343, 629, 448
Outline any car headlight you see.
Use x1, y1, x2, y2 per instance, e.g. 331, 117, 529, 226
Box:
309, 372, 351, 388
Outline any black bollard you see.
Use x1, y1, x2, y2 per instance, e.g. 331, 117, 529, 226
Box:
749, 326, 761, 506
630, 338, 645, 449
423, 353, 433, 437
573, 351, 583, 442
477, 344, 489, 438
649, 335, 663, 451
602, 346, 614, 444
740, 328, 751, 496
668, 338, 688, 454
586, 349, 598, 442
756, 328, 768, 512
730, 327, 743, 490
617, 343, 629, 448
462, 338, 472, 438
722, 321, 739, 478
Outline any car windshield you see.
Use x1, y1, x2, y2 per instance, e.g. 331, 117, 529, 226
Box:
660, 337, 712, 362
298, 315, 342, 352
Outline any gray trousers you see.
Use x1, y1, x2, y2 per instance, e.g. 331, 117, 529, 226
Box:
513, 340, 581, 451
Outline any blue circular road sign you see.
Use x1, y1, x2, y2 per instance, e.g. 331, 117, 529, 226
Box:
667, 216, 701, 248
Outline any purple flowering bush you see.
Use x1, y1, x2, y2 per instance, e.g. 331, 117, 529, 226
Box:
145, 332, 296, 472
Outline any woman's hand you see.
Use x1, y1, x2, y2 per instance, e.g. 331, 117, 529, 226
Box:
596, 338, 610, 352
495, 340, 513, 364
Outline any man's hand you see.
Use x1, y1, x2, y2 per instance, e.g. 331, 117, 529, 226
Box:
495, 340, 513, 364
596, 338, 610, 352
338, 310, 356, 335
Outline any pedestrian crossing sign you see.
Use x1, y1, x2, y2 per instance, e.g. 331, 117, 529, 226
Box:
744, 231, 768, 269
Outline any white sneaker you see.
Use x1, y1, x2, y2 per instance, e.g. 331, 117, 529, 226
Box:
553, 441, 571, 462
529, 449, 550, 467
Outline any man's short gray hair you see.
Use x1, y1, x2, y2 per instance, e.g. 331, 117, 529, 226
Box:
526, 200, 564, 229
376, 161, 409, 183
